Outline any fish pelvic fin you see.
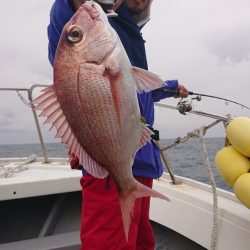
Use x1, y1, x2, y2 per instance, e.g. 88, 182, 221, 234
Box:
119, 181, 170, 241
138, 122, 153, 149
132, 66, 165, 93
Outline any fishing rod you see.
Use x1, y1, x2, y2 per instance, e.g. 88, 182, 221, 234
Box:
163, 89, 250, 111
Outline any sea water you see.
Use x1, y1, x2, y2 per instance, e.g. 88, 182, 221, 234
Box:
0, 137, 231, 192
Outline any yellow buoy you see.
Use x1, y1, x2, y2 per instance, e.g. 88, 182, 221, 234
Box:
215, 146, 250, 187
226, 116, 250, 157
234, 173, 250, 209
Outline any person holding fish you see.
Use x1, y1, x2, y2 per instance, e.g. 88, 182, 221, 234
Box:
45, 0, 188, 249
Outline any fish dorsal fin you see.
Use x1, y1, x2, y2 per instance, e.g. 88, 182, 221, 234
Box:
32, 86, 109, 178
132, 66, 165, 92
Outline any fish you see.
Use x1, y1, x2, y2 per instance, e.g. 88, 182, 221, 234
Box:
33, 2, 169, 240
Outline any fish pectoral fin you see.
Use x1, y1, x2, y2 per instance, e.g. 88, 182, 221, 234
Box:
138, 123, 153, 149
132, 66, 165, 92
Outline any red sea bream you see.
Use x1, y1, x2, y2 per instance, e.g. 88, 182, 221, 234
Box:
33, 2, 169, 240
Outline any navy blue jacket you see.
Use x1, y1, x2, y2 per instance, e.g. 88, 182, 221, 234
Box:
47, 0, 178, 178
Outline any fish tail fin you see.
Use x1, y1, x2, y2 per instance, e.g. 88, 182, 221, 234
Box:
119, 181, 170, 241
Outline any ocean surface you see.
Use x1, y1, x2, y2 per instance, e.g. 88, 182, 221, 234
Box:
0, 137, 231, 192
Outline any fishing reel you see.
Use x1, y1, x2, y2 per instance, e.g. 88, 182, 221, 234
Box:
177, 99, 192, 115
177, 95, 202, 115
162, 89, 203, 115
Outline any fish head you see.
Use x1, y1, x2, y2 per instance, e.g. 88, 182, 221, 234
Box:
55, 1, 117, 66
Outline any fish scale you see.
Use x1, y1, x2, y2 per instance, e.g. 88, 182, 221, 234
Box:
33, 2, 169, 241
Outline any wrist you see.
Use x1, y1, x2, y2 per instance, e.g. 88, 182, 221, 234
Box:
164, 80, 179, 90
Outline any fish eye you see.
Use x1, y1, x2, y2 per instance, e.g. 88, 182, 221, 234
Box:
67, 25, 83, 43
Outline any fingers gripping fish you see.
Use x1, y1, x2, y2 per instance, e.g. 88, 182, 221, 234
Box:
33, 2, 169, 241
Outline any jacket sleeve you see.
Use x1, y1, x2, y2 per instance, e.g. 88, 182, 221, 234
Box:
152, 80, 179, 102
47, 0, 74, 66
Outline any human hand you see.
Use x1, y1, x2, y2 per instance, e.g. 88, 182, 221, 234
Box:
70, 0, 122, 11
176, 84, 189, 98
113, 0, 123, 11
70, 0, 86, 10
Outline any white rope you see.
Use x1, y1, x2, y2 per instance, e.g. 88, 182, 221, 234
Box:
198, 128, 218, 250
162, 119, 223, 151
0, 154, 37, 178
162, 119, 224, 250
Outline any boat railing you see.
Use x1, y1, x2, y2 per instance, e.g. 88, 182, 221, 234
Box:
155, 102, 230, 122
0, 85, 246, 250
0, 84, 50, 163
0, 84, 232, 165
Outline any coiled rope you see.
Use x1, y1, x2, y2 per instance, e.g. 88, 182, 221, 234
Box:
0, 154, 37, 178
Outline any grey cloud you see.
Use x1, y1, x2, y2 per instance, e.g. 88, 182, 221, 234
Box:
204, 24, 250, 64
0, 111, 32, 132
1, 0, 250, 144
0, 111, 16, 130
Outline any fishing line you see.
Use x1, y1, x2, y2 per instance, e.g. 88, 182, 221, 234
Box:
163, 89, 250, 110
189, 91, 250, 110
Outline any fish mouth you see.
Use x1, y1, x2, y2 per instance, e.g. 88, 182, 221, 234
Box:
80, 2, 100, 20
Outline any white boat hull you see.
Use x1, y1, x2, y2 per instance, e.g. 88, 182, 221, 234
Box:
0, 158, 249, 250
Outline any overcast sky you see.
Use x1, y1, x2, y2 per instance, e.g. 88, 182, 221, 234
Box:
0, 0, 250, 145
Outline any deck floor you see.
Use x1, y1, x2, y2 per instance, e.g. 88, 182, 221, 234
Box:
152, 221, 206, 250
0, 189, 206, 250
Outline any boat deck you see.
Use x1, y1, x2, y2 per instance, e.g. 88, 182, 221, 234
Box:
0, 157, 82, 200
1, 157, 250, 250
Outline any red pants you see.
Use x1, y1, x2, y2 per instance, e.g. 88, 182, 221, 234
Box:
80, 175, 155, 250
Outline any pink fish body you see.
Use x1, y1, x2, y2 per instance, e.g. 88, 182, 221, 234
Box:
34, 2, 169, 240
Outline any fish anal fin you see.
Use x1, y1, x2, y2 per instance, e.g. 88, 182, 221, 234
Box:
132, 66, 165, 92
119, 181, 170, 241
78, 147, 109, 178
